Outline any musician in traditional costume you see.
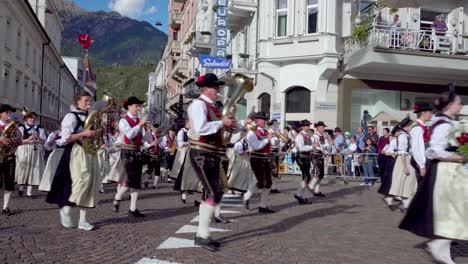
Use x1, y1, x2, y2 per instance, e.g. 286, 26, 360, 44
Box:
39, 129, 63, 192
106, 129, 126, 186
243, 112, 275, 214
410, 103, 433, 184
46, 91, 100, 231
308, 121, 329, 197
388, 117, 416, 212
16, 111, 46, 197
377, 130, 399, 208
293, 119, 314, 204
0, 104, 18, 215
163, 127, 177, 182
188, 73, 244, 251
171, 120, 190, 202
400, 90, 466, 264
112, 96, 150, 217
227, 129, 254, 193
143, 124, 163, 189
269, 119, 281, 193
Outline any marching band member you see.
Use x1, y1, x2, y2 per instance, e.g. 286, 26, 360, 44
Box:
308, 121, 329, 197
410, 103, 433, 184
171, 120, 190, 202
388, 117, 416, 212
269, 119, 281, 194
163, 127, 177, 182
46, 91, 100, 231
400, 90, 466, 264
188, 73, 245, 251
377, 130, 398, 208
16, 111, 46, 198
39, 129, 63, 192
0, 104, 17, 215
227, 129, 254, 193
244, 111, 275, 214
106, 129, 126, 190
293, 119, 314, 204
112, 96, 150, 217
143, 124, 163, 189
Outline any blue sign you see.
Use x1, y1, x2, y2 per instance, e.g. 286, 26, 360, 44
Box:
215, 0, 228, 58
199, 54, 231, 69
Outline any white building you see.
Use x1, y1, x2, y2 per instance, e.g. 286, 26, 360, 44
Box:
0, 0, 79, 131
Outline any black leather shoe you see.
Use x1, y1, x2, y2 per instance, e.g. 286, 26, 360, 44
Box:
258, 207, 275, 213
194, 200, 201, 207
128, 209, 145, 217
194, 236, 219, 251
112, 201, 120, 212
144, 182, 149, 188
313, 192, 326, 197
243, 199, 250, 209
214, 216, 232, 224
18, 190, 23, 197
270, 189, 280, 194
1, 208, 15, 216
181, 198, 186, 204
294, 194, 311, 204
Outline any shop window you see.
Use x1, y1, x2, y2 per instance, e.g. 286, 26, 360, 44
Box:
276, 0, 287, 37
307, 0, 319, 34
286, 87, 310, 113
258, 93, 271, 117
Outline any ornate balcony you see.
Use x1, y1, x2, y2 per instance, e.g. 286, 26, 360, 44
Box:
170, 10, 182, 30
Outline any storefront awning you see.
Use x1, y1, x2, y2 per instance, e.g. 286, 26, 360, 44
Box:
368, 111, 416, 126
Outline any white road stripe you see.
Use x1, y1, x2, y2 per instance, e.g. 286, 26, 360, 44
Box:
175, 225, 230, 234
157, 237, 200, 249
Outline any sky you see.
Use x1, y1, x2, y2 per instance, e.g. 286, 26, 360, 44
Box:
73, 0, 169, 33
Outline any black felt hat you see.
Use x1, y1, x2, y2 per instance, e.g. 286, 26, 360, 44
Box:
195, 73, 225, 88
299, 119, 312, 127
123, 96, 144, 110
254, 112, 269, 120
314, 121, 327, 128
413, 103, 433, 113
0, 104, 15, 113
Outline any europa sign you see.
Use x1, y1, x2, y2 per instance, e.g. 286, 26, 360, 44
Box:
215, 0, 228, 58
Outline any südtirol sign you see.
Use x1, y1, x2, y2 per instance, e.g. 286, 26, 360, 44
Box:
200, 54, 231, 69
215, 0, 228, 58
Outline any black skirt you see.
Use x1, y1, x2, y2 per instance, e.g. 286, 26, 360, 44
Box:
377, 156, 396, 195
46, 144, 75, 208
399, 160, 437, 238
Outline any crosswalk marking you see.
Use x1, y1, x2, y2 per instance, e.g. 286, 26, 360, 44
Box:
175, 225, 230, 234
157, 237, 200, 249
135, 258, 180, 264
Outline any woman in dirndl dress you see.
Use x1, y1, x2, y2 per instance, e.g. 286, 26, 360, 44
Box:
400, 91, 466, 264
15, 112, 46, 197
227, 129, 255, 193
39, 130, 63, 192
377, 132, 398, 208
171, 120, 191, 203
388, 117, 417, 212
106, 130, 126, 186
46, 91, 100, 231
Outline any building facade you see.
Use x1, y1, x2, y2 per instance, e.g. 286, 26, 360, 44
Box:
0, 0, 79, 132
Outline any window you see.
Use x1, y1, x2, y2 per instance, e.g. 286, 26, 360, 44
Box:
15, 73, 21, 101
307, 0, 319, 34
286, 87, 310, 113
16, 31, 22, 59
2, 66, 9, 98
173, 31, 178, 41
32, 49, 37, 73
276, 0, 287, 37
24, 78, 29, 104
258, 93, 271, 117
31, 83, 36, 109
5, 19, 11, 49
25, 41, 30, 67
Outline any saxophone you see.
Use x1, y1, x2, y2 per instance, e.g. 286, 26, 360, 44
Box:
82, 93, 116, 155
221, 74, 254, 145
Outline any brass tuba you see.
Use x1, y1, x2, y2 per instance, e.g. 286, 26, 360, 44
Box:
0, 117, 23, 156
82, 93, 116, 155
221, 74, 254, 145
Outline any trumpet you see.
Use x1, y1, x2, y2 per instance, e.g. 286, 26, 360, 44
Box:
246, 124, 290, 145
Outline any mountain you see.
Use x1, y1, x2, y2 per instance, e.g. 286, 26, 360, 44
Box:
55, 0, 167, 65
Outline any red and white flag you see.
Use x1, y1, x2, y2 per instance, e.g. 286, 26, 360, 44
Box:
78, 33, 91, 49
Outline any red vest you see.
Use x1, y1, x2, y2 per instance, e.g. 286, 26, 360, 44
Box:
254, 128, 271, 153
413, 121, 430, 143
167, 134, 175, 149
0, 125, 4, 136
149, 134, 159, 153
301, 131, 312, 145
123, 115, 142, 146
198, 98, 223, 146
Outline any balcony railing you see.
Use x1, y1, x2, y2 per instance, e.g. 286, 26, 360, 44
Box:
170, 10, 182, 30
183, 82, 200, 99
345, 24, 468, 56
171, 59, 189, 81
169, 40, 181, 56
187, 32, 214, 56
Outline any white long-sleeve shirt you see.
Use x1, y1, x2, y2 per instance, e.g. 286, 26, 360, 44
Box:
247, 128, 269, 151
44, 131, 61, 151
313, 132, 329, 153
18, 123, 46, 142
234, 139, 249, 155
57, 106, 87, 145
118, 112, 150, 145
143, 133, 164, 150
426, 116, 455, 160
397, 131, 410, 155
177, 128, 189, 148
384, 138, 397, 155
188, 94, 223, 136
295, 131, 314, 152
410, 120, 427, 168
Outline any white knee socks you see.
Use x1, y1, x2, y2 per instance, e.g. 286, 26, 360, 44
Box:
259, 189, 270, 208
214, 203, 221, 218
402, 198, 412, 209
130, 192, 138, 211
296, 181, 307, 198
181, 192, 187, 200
3, 191, 11, 209
427, 239, 454, 264
59, 206, 72, 227
308, 177, 319, 191
384, 197, 394, 205
314, 183, 320, 194
19, 185, 24, 191
153, 176, 159, 187
79, 209, 87, 223
271, 178, 278, 190
114, 186, 129, 201
196, 202, 215, 239
26, 186, 33, 196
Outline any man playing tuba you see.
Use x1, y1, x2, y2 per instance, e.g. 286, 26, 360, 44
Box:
0, 104, 19, 215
